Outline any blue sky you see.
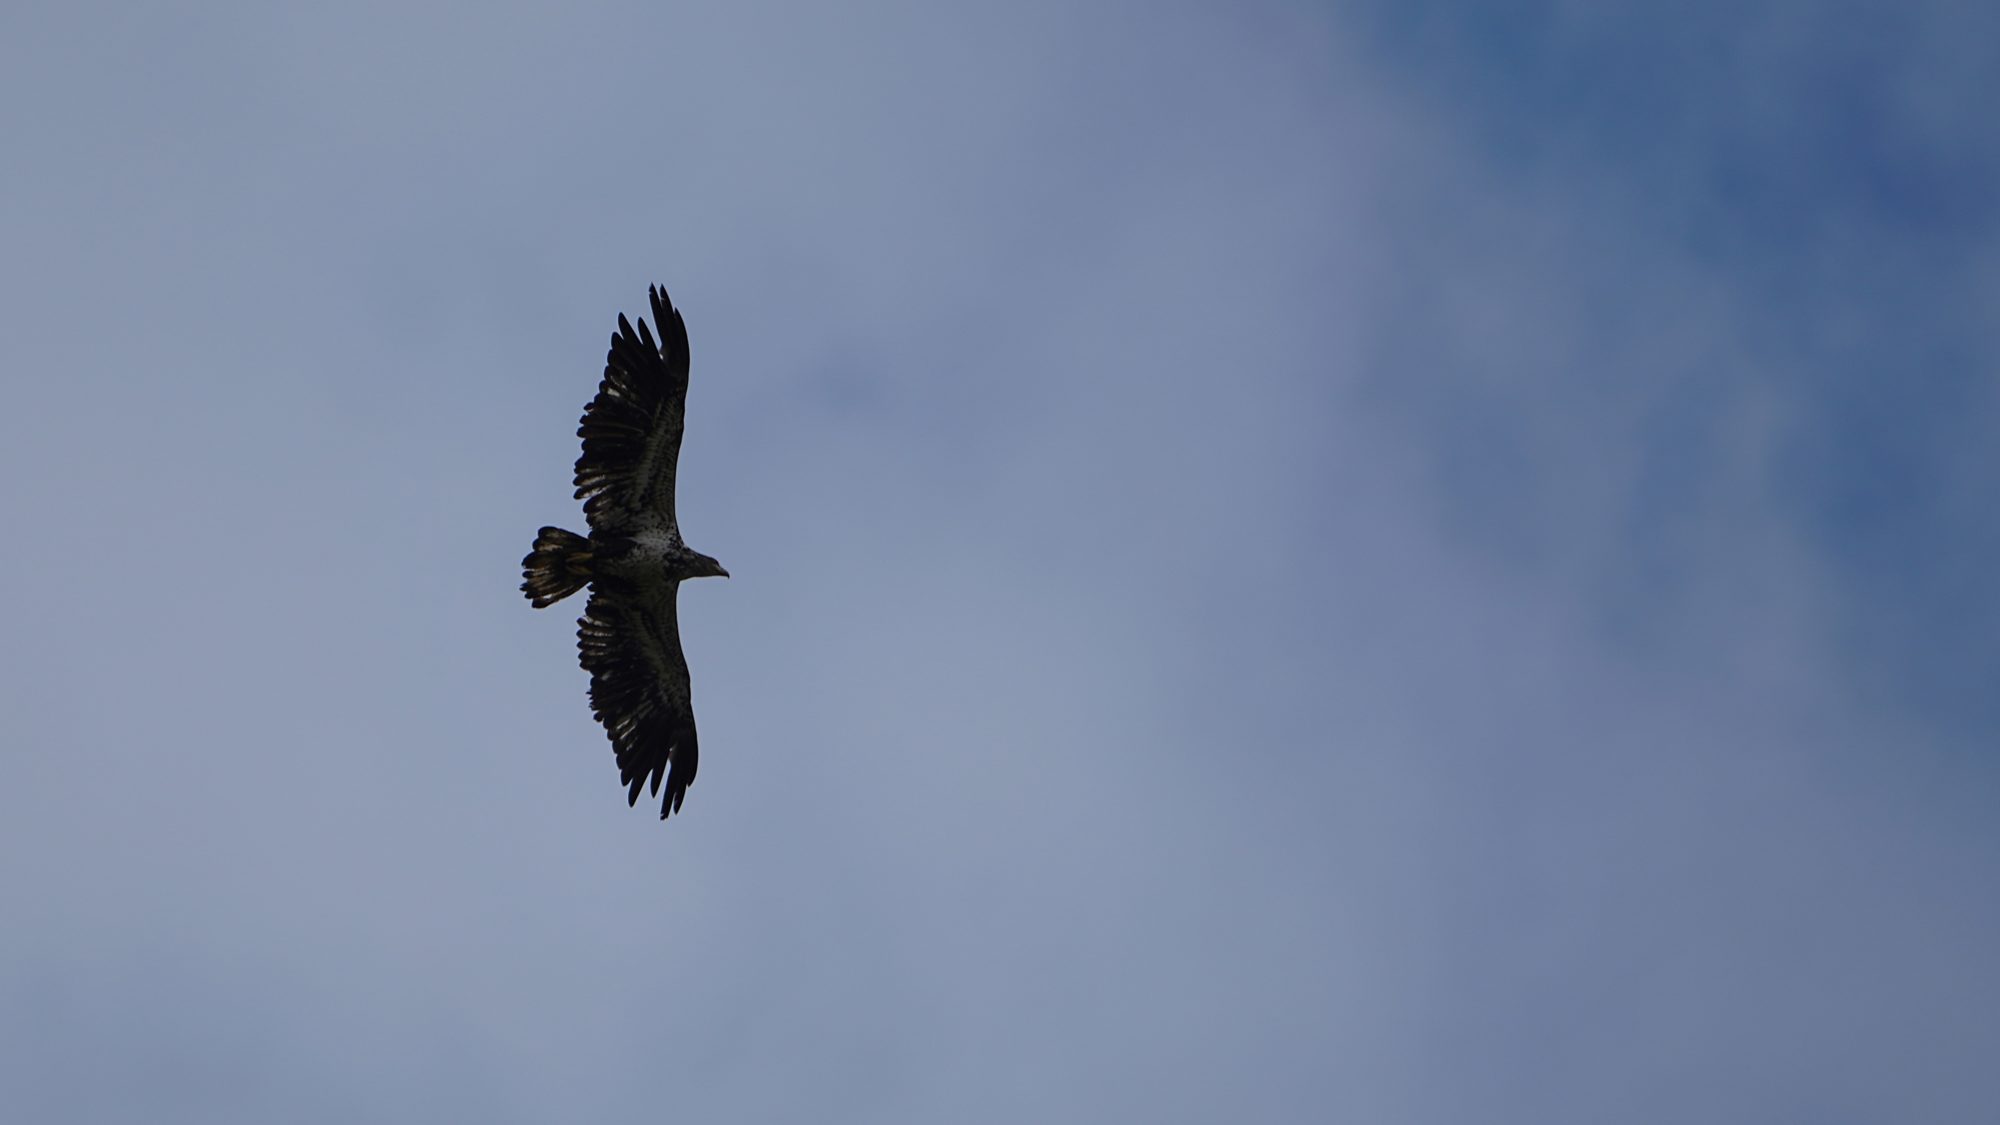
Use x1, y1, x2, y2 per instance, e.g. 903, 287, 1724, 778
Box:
3, 2, 1996, 1121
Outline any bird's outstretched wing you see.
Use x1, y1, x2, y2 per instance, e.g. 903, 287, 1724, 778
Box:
577, 581, 699, 819
573, 286, 689, 535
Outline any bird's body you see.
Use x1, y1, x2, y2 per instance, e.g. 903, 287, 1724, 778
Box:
594, 528, 701, 582
521, 286, 726, 820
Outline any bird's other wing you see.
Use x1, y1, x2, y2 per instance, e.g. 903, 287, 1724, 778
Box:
573, 286, 690, 535
576, 580, 700, 818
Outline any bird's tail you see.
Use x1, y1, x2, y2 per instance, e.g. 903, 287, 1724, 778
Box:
521, 526, 593, 608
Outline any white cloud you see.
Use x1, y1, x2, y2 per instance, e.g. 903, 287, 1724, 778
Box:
2, 2, 1995, 1121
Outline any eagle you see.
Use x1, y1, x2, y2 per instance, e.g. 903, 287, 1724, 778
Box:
521, 285, 728, 819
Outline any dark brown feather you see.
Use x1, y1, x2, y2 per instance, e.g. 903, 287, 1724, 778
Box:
572, 286, 690, 533
576, 585, 699, 819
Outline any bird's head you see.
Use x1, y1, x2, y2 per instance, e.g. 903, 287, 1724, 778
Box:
691, 552, 730, 580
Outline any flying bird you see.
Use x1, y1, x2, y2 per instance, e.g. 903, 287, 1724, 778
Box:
521, 285, 728, 819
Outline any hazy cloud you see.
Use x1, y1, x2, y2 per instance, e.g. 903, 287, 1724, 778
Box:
2, 2, 1995, 1121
